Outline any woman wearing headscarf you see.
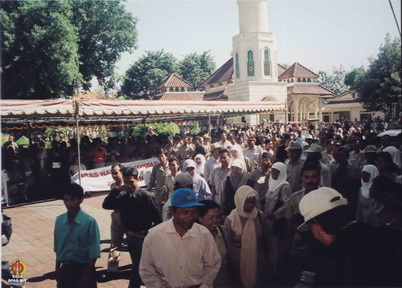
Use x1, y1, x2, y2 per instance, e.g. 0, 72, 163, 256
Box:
182, 159, 212, 201
230, 145, 253, 173
224, 185, 270, 288
223, 159, 254, 217
194, 154, 206, 178
356, 164, 379, 224
264, 161, 292, 277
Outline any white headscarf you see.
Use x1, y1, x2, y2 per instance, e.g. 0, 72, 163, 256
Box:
227, 185, 258, 288
361, 165, 379, 199
194, 154, 206, 176
230, 145, 244, 160
230, 159, 249, 190
268, 162, 288, 192
383, 146, 401, 168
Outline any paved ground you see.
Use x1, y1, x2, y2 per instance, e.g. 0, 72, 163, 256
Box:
2, 192, 137, 288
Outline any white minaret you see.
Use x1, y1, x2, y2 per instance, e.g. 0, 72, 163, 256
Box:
238, 0, 269, 33
228, 0, 287, 104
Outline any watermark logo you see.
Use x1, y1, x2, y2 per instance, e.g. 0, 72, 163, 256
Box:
8, 260, 26, 285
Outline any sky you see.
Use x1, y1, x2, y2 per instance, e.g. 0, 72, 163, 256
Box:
115, 0, 401, 76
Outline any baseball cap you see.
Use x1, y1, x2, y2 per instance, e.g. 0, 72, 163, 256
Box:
183, 159, 196, 170
174, 173, 193, 189
248, 136, 256, 141
171, 188, 204, 208
298, 187, 348, 231
285, 141, 302, 150
304, 143, 322, 153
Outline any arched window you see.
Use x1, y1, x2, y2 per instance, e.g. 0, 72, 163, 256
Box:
247, 50, 254, 77
264, 49, 271, 76
235, 53, 240, 78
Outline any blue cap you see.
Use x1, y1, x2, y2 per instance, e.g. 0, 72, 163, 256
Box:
171, 188, 204, 208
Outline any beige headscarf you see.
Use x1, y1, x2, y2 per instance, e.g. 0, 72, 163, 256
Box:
227, 185, 258, 288
230, 159, 249, 190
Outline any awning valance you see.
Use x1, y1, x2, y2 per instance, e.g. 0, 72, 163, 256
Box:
1, 99, 285, 129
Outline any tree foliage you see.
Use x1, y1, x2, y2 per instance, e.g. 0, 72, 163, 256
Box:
178, 51, 216, 91
121, 50, 217, 98
344, 67, 366, 89
191, 121, 201, 135
1, 0, 138, 99
318, 65, 348, 96
121, 50, 178, 99
72, 0, 138, 90
130, 123, 179, 137
353, 35, 401, 116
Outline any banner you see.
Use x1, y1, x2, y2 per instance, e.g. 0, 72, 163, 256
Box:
71, 158, 159, 192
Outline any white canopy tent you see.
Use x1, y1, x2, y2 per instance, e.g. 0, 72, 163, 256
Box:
0, 99, 285, 126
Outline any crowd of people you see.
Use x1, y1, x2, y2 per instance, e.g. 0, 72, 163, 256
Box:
3, 117, 402, 287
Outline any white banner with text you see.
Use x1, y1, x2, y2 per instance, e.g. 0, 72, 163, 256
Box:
71, 158, 158, 192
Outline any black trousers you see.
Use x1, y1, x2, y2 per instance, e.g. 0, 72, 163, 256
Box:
57, 262, 97, 288
126, 234, 145, 288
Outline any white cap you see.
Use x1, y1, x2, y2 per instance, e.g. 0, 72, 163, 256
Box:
298, 187, 348, 231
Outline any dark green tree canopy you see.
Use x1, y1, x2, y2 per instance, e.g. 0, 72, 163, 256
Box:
178, 51, 216, 91
344, 67, 366, 89
121, 50, 178, 99
72, 0, 138, 90
1, 0, 138, 99
121, 50, 216, 98
353, 35, 401, 117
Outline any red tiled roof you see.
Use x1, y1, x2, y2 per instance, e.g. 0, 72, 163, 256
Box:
158, 93, 205, 101
156, 74, 192, 90
278, 62, 319, 80
288, 84, 334, 97
277, 64, 287, 76
201, 58, 233, 87
203, 89, 228, 101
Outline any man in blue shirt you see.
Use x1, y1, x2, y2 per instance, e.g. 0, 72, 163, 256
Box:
54, 183, 100, 288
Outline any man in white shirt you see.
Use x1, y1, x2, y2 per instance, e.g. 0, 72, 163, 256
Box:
243, 136, 263, 169
210, 149, 232, 207
204, 142, 221, 184
139, 188, 221, 288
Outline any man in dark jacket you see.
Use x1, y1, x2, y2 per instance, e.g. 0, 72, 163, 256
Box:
103, 167, 161, 288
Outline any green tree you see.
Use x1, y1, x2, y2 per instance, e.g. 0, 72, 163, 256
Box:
344, 67, 366, 89
72, 0, 138, 90
1, 0, 138, 99
121, 50, 178, 99
318, 65, 348, 96
1, 0, 81, 98
130, 123, 179, 137
354, 35, 401, 117
191, 121, 201, 135
179, 51, 216, 91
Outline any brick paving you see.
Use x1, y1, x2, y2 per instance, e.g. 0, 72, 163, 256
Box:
2, 192, 138, 288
